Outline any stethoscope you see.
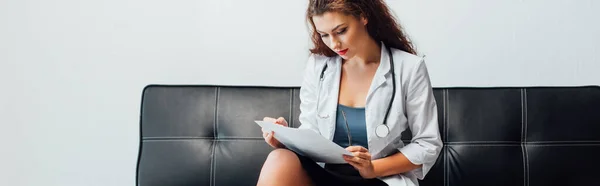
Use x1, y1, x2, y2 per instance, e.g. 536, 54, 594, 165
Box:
317, 46, 396, 138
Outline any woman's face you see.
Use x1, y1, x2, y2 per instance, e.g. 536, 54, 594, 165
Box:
312, 11, 369, 59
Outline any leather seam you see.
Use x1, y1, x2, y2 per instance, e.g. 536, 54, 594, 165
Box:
524, 145, 529, 186
444, 89, 449, 143
143, 136, 215, 139
444, 143, 600, 146
143, 137, 214, 140
212, 87, 218, 186
289, 89, 294, 128
525, 144, 600, 146
524, 88, 530, 186
444, 89, 448, 186
440, 140, 600, 144
210, 141, 216, 186
446, 141, 521, 144
521, 88, 525, 143
215, 87, 219, 140
211, 138, 273, 141
444, 145, 448, 186
524, 89, 528, 143
525, 141, 600, 143
522, 88, 529, 186
521, 145, 527, 186
445, 143, 522, 146
143, 137, 270, 141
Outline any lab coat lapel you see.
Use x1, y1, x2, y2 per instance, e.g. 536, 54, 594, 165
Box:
319, 56, 342, 141
366, 42, 391, 104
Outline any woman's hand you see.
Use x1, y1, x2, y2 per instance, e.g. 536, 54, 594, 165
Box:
261, 117, 288, 149
343, 146, 377, 179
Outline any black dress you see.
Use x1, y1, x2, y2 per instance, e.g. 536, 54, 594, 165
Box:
295, 151, 388, 186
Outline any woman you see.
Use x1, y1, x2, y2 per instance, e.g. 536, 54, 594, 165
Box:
258, 0, 442, 186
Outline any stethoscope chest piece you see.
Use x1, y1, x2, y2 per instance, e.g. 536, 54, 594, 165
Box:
375, 124, 390, 138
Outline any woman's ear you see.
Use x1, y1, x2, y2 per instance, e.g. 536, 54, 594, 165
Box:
360, 15, 368, 26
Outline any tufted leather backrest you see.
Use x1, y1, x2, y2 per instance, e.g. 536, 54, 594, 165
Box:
136, 85, 600, 186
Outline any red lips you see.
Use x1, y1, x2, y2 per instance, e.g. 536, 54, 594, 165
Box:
337, 49, 348, 55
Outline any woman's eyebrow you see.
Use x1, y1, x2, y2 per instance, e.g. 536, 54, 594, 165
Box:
317, 23, 347, 34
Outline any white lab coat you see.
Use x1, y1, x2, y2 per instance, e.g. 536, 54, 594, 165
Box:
297, 42, 443, 186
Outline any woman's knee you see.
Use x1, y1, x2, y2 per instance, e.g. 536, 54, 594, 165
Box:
264, 148, 300, 166
259, 149, 312, 186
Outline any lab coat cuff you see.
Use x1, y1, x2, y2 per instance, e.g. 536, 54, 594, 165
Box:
398, 143, 434, 180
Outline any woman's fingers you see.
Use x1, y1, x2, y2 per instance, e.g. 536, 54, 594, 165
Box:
352, 152, 371, 160
261, 128, 271, 139
346, 146, 368, 152
344, 146, 372, 166
275, 117, 288, 126
263, 117, 276, 122
265, 132, 274, 147
344, 155, 367, 166
346, 155, 368, 165
261, 128, 267, 135
261, 116, 288, 148
261, 117, 286, 148
263, 116, 288, 126
264, 131, 282, 148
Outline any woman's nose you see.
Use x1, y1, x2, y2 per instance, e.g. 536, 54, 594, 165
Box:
330, 37, 341, 49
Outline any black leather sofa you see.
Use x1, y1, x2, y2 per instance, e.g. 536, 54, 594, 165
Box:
136, 85, 600, 186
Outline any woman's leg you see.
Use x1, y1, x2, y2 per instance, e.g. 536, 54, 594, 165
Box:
256, 149, 313, 186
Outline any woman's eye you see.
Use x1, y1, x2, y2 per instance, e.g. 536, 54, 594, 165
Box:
320, 34, 329, 38
336, 28, 347, 35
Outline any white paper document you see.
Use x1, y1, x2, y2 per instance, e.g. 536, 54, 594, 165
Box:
255, 120, 353, 164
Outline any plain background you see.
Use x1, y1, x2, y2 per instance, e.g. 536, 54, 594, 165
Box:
1, 0, 598, 185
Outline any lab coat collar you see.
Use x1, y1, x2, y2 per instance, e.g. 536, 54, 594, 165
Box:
366, 41, 392, 103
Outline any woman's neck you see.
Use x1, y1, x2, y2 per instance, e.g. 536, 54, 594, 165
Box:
347, 39, 381, 66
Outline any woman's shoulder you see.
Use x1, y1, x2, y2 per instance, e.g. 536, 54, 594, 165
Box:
389, 47, 432, 88
307, 53, 335, 65
389, 47, 425, 68
304, 53, 336, 74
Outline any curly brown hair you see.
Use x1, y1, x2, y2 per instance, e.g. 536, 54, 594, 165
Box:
306, 0, 416, 57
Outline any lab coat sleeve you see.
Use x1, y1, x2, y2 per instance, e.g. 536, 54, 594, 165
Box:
297, 54, 321, 134
398, 58, 443, 180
